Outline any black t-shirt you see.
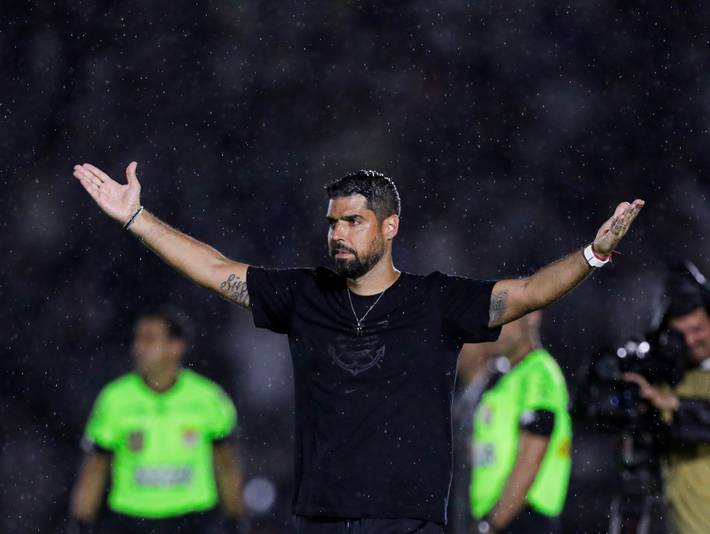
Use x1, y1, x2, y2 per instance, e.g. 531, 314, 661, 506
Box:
246, 266, 500, 523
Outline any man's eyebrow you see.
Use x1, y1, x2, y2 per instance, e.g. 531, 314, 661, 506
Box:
326, 214, 364, 223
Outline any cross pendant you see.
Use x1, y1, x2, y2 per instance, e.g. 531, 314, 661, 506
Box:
355, 324, 363, 337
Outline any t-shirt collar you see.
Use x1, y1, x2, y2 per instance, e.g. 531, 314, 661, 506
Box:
138, 368, 185, 396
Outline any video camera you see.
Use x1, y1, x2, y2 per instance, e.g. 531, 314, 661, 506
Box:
579, 261, 710, 431
582, 330, 686, 432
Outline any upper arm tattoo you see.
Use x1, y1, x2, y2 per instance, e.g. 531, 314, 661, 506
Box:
219, 273, 251, 308
489, 289, 509, 326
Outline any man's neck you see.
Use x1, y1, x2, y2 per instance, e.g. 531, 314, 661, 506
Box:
141, 366, 180, 393
347, 257, 400, 295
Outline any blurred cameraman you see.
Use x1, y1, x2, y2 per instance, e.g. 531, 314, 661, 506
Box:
624, 265, 710, 534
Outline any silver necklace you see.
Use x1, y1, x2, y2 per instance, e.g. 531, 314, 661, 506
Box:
346, 287, 388, 337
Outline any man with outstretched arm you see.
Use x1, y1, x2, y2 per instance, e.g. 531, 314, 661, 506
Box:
72, 162, 644, 533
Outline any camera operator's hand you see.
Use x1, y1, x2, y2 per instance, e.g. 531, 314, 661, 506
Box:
592, 199, 645, 256
623, 372, 680, 412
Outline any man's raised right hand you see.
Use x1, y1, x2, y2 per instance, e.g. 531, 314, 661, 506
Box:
73, 162, 142, 226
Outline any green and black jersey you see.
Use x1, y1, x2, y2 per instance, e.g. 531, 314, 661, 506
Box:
83, 369, 236, 519
470, 349, 572, 519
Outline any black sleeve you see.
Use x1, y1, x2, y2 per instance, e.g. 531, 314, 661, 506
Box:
246, 267, 302, 334
439, 273, 501, 343
520, 409, 556, 437
669, 398, 710, 444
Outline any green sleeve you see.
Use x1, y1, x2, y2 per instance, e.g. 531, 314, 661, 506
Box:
520, 361, 561, 413
85, 388, 118, 450
206, 387, 237, 441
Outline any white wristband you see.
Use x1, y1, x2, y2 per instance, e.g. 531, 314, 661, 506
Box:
583, 244, 610, 268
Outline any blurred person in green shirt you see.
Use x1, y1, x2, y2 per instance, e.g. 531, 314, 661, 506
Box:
469, 311, 572, 534
68, 307, 246, 534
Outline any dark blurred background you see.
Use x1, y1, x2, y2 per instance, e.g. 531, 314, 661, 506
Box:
2, 1, 710, 532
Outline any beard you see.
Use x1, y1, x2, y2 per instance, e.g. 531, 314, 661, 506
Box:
330, 236, 385, 279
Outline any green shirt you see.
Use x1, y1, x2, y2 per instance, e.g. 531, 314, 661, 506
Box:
470, 349, 572, 518
84, 369, 237, 518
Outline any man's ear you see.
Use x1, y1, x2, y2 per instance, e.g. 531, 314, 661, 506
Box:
382, 214, 399, 241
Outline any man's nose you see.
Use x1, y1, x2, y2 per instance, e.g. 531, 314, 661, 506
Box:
331, 221, 347, 241
686, 333, 698, 348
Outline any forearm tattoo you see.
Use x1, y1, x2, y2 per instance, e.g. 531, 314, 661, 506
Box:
489, 289, 509, 325
219, 273, 251, 308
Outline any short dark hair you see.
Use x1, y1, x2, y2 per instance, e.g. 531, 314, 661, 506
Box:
325, 170, 401, 220
138, 305, 193, 343
664, 262, 710, 320
666, 291, 708, 320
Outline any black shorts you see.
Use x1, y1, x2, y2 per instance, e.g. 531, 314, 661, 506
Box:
292, 515, 445, 534
101, 508, 222, 534
498, 506, 561, 534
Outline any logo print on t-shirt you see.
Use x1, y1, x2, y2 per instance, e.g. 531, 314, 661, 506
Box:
182, 428, 199, 448
128, 430, 144, 452
328, 334, 386, 376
